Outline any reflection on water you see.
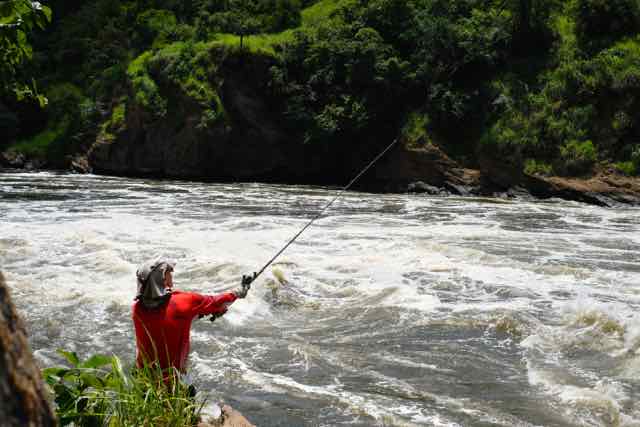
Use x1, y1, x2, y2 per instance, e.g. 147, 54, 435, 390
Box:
1, 171, 639, 426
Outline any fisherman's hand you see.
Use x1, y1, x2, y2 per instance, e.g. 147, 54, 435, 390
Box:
209, 309, 227, 322
235, 272, 257, 299
242, 272, 257, 286
199, 309, 228, 322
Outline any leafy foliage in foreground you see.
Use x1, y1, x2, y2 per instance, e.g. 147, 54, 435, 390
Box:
0, 0, 51, 105
43, 349, 203, 427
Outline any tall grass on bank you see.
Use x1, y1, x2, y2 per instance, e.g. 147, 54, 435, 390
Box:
43, 349, 204, 427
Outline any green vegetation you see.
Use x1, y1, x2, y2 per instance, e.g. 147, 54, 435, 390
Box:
2, 0, 640, 178
43, 349, 203, 427
0, 0, 51, 106
127, 51, 167, 119
524, 159, 553, 176
9, 121, 68, 157
401, 112, 432, 149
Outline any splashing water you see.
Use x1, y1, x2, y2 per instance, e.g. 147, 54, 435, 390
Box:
1, 171, 639, 426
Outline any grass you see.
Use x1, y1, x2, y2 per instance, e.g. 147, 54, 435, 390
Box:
43, 349, 204, 427
211, 0, 351, 55
211, 32, 294, 55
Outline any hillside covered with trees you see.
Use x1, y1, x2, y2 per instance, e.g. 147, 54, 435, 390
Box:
2, 0, 640, 201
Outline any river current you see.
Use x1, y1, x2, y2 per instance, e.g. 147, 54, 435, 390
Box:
1, 171, 639, 426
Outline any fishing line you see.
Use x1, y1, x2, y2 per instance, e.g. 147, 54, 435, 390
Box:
252, 138, 399, 282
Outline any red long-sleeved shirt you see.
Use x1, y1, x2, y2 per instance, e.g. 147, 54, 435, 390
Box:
132, 291, 237, 373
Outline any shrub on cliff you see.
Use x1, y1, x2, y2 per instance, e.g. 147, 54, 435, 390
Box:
618, 144, 640, 175
557, 139, 598, 175
7, 83, 98, 164
136, 9, 178, 47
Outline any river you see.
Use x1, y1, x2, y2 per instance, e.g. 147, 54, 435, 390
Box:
1, 171, 639, 426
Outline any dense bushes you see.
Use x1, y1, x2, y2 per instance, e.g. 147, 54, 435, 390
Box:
5, 0, 640, 178
8, 83, 97, 162
574, 0, 640, 52
196, 0, 302, 38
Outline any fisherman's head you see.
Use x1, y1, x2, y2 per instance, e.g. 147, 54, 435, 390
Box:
135, 259, 175, 308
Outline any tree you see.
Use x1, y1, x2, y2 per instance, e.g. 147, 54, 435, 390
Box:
229, 8, 260, 49
574, 0, 640, 52
0, 0, 52, 106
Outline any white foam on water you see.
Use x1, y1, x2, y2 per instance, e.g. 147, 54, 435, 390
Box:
373, 352, 454, 373
3, 172, 640, 426
238, 367, 453, 426
527, 365, 639, 427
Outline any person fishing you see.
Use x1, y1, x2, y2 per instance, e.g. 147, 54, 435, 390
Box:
132, 139, 397, 380
132, 259, 255, 375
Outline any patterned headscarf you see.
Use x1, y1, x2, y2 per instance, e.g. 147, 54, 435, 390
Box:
135, 259, 175, 309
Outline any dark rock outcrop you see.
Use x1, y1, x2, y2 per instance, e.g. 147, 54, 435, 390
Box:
407, 181, 442, 194
524, 172, 640, 207
373, 143, 481, 193
1, 150, 27, 169
0, 271, 57, 427
88, 69, 292, 181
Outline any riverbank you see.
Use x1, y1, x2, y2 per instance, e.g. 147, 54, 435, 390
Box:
3, 144, 640, 207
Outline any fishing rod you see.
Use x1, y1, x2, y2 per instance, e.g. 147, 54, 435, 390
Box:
251, 138, 400, 283
203, 138, 399, 320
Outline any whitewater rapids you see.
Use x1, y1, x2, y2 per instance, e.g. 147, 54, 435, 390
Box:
1, 171, 639, 426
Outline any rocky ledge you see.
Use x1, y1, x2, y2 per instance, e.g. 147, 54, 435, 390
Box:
374, 143, 640, 207
3, 138, 640, 207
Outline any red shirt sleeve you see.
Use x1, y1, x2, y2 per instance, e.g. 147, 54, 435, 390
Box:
188, 292, 238, 317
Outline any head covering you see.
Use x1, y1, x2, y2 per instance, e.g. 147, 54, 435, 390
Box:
135, 259, 175, 309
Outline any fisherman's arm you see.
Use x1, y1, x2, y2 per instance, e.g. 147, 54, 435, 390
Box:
190, 273, 256, 318
190, 292, 238, 317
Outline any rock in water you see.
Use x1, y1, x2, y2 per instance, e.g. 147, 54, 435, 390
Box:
0, 271, 57, 426
198, 404, 255, 427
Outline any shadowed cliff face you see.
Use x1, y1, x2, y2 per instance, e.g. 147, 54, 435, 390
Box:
78, 49, 639, 206
88, 56, 298, 182
0, 271, 57, 427
86, 52, 477, 191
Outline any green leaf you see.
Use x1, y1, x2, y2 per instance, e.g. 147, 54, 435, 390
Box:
41, 5, 51, 23
58, 349, 80, 367
80, 354, 113, 369
111, 355, 130, 389
36, 93, 47, 107
42, 367, 69, 384
79, 372, 105, 389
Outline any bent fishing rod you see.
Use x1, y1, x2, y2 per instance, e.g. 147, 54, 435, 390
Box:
250, 138, 400, 282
